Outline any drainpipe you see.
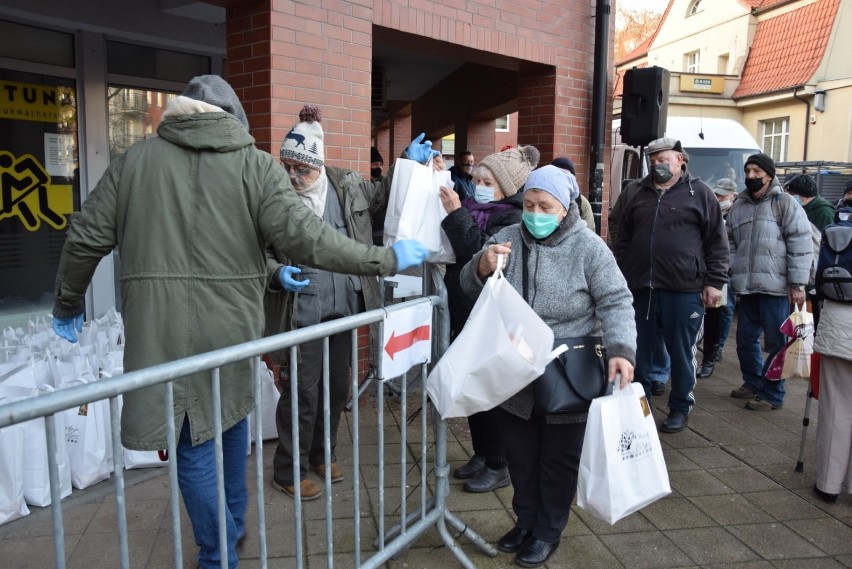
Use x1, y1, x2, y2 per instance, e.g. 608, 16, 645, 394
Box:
792, 87, 809, 161
589, 0, 610, 236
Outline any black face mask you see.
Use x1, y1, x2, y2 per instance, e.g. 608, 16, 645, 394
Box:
745, 178, 766, 193
651, 164, 674, 184
844, 198, 852, 207
370, 167, 382, 179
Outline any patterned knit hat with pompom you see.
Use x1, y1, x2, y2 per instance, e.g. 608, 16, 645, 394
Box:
280, 104, 324, 169
479, 145, 541, 196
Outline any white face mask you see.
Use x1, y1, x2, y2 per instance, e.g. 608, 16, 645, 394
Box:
719, 198, 734, 212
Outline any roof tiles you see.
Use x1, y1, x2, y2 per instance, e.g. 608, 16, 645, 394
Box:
733, 0, 840, 99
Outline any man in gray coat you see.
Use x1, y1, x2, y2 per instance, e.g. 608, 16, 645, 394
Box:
727, 153, 812, 411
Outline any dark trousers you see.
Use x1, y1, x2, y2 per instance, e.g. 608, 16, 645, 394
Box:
633, 288, 704, 414
468, 408, 507, 469
497, 408, 586, 543
273, 331, 352, 486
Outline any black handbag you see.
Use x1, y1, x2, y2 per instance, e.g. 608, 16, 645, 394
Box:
520, 241, 609, 415
532, 336, 609, 415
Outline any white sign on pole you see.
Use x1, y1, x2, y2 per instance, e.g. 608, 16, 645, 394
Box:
380, 302, 432, 380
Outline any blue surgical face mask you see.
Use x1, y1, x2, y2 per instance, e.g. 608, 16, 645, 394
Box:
474, 185, 495, 203
522, 211, 561, 239
793, 195, 803, 205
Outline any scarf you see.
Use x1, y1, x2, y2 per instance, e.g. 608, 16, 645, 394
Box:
294, 167, 329, 218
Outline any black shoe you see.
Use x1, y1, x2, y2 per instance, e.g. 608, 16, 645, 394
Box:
697, 360, 716, 378
463, 466, 510, 493
454, 455, 486, 480
650, 382, 665, 396
660, 410, 689, 433
814, 484, 839, 504
498, 526, 532, 553
515, 537, 559, 568
712, 349, 723, 363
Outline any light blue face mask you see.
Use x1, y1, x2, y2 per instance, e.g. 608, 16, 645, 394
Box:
522, 211, 561, 239
793, 195, 803, 205
474, 185, 495, 203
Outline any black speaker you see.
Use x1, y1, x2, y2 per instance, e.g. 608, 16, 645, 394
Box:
621, 67, 670, 147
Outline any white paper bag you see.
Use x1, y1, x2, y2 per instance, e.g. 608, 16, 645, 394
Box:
383, 158, 456, 263
577, 382, 671, 524
249, 361, 280, 442
426, 259, 563, 418
62, 375, 112, 489
0, 420, 29, 525
22, 385, 73, 507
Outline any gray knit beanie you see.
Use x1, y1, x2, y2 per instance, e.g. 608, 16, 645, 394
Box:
479, 145, 541, 196
181, 75, 248, 128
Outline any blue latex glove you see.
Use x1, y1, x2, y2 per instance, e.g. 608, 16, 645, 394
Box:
392, 240, 430, 273
53, 313, 84, 343
406, 133, 441, 164
278, 265, 310, 292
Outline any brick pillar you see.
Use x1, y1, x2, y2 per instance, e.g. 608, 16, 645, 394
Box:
227, 0, 374, 173
392, 114, 412, 164
466, 119, 497, 162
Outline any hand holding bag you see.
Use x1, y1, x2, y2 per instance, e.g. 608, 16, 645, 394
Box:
576, 382, 671, 524
383, 158, 456, 263
426, 255, 566, 418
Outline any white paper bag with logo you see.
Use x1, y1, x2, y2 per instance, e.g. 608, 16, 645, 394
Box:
577, 382, 671, 524
61, 374, 112, 489
426, 257, 565, 418
0, 417, 29, 526
383, 157, 456, 263
249, 360, 281, 442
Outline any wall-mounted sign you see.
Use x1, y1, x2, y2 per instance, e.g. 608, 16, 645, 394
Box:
0, 80, 62, 123
679, 74, 725, 94
0, 150, 72, 231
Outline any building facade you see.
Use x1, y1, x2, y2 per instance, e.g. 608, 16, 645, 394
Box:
614, 0, 852, 165
0, 0, 614, 329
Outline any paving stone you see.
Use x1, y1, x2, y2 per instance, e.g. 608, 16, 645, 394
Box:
727, 522, 826, 560
599, 530, 692, 568
665, 526, 760, 565
785, 517, 852, 555
640, 496, 716, 530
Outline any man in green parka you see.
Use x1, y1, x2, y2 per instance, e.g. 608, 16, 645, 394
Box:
51, 75, 429, 569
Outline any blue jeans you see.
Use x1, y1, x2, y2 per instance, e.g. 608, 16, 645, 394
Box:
177, 416, 248, 569
718, 286, 736, 350
649, 335, 671, 384
633, 288, 704, 414
736, 294, 788, 406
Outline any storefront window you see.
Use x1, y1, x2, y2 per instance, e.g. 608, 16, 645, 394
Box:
0, 70, 78, 328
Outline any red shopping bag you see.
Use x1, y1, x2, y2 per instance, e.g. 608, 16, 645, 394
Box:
810, 352, 821, 400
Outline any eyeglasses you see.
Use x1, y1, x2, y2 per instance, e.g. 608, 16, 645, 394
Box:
281, 162, 314, 177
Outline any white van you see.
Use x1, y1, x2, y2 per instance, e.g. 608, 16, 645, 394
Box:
610, 116, 762, 205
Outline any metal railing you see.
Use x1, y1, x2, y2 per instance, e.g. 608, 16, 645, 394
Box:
0, 264, 495, 568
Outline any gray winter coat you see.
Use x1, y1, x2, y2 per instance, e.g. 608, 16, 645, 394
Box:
460, 208, 637, 422
726, 179, 813, 295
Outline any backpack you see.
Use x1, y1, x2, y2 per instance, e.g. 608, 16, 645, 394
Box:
770, 193, 821, 285
816, 207, 852, 303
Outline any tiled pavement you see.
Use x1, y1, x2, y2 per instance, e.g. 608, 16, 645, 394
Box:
2, 343, 852, 568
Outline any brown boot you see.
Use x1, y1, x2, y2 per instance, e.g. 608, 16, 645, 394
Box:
311, 462, 344, 483
272, 478, 323, 501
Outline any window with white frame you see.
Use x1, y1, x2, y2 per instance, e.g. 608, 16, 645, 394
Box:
495, 114, 510, 132
687, 0, 705, 16
760, 118, 789, 162
685, 51, 700, 73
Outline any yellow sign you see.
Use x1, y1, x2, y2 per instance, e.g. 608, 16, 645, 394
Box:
0, 151, 73, 231
679, 74, 725, 94
0, 80, 62, 123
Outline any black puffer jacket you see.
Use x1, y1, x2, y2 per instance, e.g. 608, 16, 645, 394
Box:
441, 192, 523, 338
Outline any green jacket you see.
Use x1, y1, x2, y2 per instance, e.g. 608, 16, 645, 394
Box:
54, 111, 398, 450
263, 165, 393, 364
804, 195, 837, 231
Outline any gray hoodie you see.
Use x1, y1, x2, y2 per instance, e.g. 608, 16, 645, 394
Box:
460, 208, 637, 421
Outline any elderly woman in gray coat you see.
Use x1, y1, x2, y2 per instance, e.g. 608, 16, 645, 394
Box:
460, 165, 637, 567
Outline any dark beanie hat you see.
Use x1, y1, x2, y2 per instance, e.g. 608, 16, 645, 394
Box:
181, 75, 249, 128
371, 146, 383, 164
551, 156, 576, 176
845, 179, 852, 194
744, 153, 776, 179
785, 174, 818, 198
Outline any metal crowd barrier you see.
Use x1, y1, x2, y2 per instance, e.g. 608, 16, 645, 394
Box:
0, 264, 496, 568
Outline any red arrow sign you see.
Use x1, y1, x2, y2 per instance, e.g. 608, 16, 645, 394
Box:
384, 324, 431, 360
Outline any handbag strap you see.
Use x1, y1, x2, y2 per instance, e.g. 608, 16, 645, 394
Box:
521, 239, 529, 302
